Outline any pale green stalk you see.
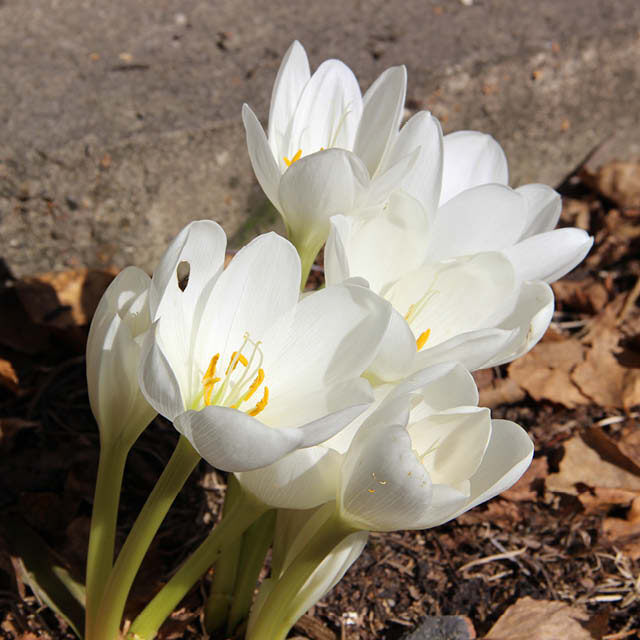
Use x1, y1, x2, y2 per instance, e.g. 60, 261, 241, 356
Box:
247, 512, 356, 640
88, 435, 200, 640
203, 474, 244, 633
127, 489, 269, 640
226, 509, 276, 635
85, 440, 129, 637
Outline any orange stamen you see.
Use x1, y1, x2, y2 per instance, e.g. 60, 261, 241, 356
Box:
202, 354, 220, 405
225, 351, 248, 375
283, 149, 302, 167
244, 368, 265, 402
416, 328, 431, 351
248, 386, 269, 417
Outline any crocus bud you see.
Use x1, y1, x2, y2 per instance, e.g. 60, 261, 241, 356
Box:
86, 266, 156, 449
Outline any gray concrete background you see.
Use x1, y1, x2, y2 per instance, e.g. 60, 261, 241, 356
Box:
1, 0, 639, 277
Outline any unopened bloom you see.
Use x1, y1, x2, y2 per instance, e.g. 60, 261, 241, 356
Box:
86, 267, 156, 449
242, 40, 438, 278
138, 220, 391, 472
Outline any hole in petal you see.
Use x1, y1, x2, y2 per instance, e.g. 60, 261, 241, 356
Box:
177, 261, 190, 291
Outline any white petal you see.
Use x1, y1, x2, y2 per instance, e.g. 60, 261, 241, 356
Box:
440, 130, 508, 205
385, 252, 517, 349
243, 104, 283, 209
428, 184, 527, 261
414, 483, 468, 529
324, 214, 353, 286
413, 327, 517, 372
353, 66, 407, 176
267, 41, 311, 155
517, 183, 562, 238
150, 220, 226, 319
408, 408, 491, 486
339, 396, 434, 532
87, 266, 151, 434
286, 59, 363, 161
365, 148, 419, 207
440, 419, 534, 524
327, 192, 429, 294
237, 446, 341, 510
486, 281, 554, 367
278, 149, 369, 256
195, 232, 300, 376
413, 363, 479, 411
263, 281, 390, 393
503, 228, 594, 283
259, 378, 373, 435
174, 406, 305, 471
150, 221, 227, 397
138, 324, 185, 421
366, 308, 417, 383
382, 111, 443, 218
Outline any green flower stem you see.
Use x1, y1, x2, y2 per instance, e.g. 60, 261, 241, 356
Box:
89, 435, 200, 640
226, 509, 276, 635
85, 440, 129, 637
299, 247, 317, 292
247, 511, 356, 640
127, 489, 269, 640
203, 475, 244, 633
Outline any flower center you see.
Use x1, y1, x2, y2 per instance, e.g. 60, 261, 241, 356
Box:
200, 333, 269, 417
403, 274, 441, 351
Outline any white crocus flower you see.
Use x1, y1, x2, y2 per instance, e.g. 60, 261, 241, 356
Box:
244, 369, 532, 639
138, 220, 391, 472
325, 132, 593, 377
86, 266, 157, 449
236, 361, 479, 510
242, 40, 440, 281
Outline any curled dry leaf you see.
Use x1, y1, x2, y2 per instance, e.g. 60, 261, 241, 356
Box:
15, 268, 115, 329
484, 596, 592, 640
582, 161, 640, 209
501, 457, 549, 502
0, 358, 19, 393
571, 294, 640, 410
551, 278, 609, 313
507, 335, 589, 408
546, 434, 640, 495
602, 495, 640, 559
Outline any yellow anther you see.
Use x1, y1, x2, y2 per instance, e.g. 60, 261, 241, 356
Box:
248, 386, 269, 417
244, 368, 265, 402
404, 304, 416, 322
225, 351, 249, 375
367, 488, 376, 494
416, 328, 431, 351
202, 354, 221, 405
283, 149, 302, 167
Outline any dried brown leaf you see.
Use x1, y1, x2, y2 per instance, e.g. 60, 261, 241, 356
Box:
582, 161, 640, 209
501, 457, 548, 502
16, 268, 115, 329
507, 337, 589, 408
478, 377, 526, 409
578, 487, 640, 515
571, 295, 640, 409
551, 278, 609, 313
546, 435, 640, 495
0, 358, 19, 393
602, 495, 640, 559
484, 596, 592, 640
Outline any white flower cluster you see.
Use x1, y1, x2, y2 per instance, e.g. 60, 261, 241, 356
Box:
85, 41, 592, 640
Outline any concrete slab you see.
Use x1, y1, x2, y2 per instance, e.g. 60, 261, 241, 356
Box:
1, 0, 639, 276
